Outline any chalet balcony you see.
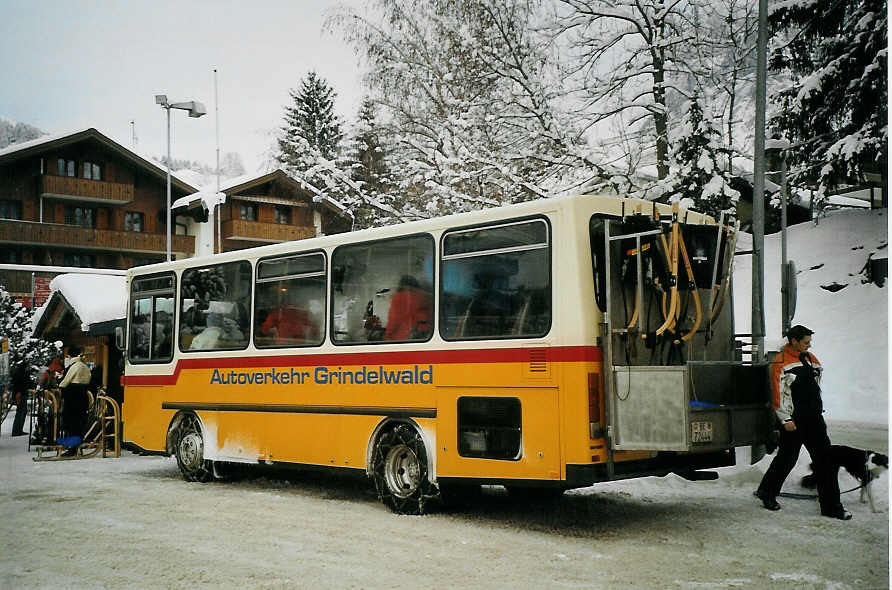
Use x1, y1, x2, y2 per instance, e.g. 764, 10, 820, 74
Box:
40, 175, 134, 205
222, 219, 315, 243
0, 219, 194, 255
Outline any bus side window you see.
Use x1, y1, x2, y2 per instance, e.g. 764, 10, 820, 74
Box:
331, 235, 434, 344
179, 261, 252, 352
128, 273, 175, 364
255, 252, 326, 348
440, 219, 551, 340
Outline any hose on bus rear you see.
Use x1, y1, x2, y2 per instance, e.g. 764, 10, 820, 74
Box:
654, 205, 680, 338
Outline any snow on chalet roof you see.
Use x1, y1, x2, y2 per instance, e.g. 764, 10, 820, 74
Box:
172, 169, 349, 216
49, 274, 127, 331
0, 127, 196, 190
172, 190, 226, 211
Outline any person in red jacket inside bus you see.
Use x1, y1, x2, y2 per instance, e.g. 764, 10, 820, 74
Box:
384, 275, 432, 341
260, 305, 318, 346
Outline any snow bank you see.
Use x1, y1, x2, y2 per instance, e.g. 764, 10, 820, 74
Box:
734, 208, 888, 424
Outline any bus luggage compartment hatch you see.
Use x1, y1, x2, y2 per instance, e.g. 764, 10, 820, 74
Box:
610, 363, 771, 452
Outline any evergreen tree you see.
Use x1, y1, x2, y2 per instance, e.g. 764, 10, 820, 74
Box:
276, 71, 344, 186
0, 286, 60, 380
665, 96, 739, 218
345, 99, 393, 229
768, 0, 887, 201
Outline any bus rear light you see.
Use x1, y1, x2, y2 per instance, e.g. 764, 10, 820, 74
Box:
588, 372, 602, 438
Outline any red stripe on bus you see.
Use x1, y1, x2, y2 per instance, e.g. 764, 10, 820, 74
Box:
123, 345, 602, 387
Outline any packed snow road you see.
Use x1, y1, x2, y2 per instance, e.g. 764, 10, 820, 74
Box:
1, 418, 887, 590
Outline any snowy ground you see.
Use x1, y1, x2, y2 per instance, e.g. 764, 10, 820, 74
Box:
0, 412, 887, 590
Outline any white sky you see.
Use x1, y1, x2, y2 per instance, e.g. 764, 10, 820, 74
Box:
0, 0, 367, 173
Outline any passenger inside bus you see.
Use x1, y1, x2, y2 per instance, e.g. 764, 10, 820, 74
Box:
384, 275, 432, 341
259, 305, 318, 345
153, 310, 172, 358
179, 299, 208, 350
131, 311, 151, 360
256, 280, 321, 346
189, 311, 244, 350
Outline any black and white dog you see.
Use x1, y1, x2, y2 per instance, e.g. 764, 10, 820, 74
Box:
801, 445, 889, 512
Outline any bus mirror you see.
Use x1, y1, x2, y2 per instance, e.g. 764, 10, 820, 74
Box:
115, 326, 125, 352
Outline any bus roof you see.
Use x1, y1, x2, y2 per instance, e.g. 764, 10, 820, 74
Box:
129, 193, 712, 278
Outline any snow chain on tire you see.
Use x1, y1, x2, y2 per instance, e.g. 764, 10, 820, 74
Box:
372, 424, 437, 515
174, 413, 214, 483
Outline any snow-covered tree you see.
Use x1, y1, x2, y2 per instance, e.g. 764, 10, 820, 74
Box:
680, 0, 758, 171
344, 99, 394, 229
552, 0, 708, 181
276, 71, 344, 183
219, 152, 246, 177
330, 0, 617, 220
0, 286, 60, 380
663, 96, 739, 218
768, 0, 887, 201
0, 119, 45, 150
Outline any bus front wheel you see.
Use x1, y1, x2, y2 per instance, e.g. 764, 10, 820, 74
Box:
175, 414, 213, 483
372, 424, 435, 515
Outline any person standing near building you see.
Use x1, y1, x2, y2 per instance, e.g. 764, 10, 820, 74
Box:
10, 363, 32, 437
58, 346, 92, 454
754, 325, 851, 520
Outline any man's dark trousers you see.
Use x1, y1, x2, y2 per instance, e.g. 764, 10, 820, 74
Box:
11, 392, 28, 435
759, 416, 843, 514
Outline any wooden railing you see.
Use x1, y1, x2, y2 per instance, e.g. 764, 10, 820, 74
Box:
0, 219, 194, 254
41, 175, 134, 204
222, 219, 315, 243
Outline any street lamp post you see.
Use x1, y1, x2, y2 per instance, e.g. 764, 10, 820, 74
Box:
155, 95, 207, 261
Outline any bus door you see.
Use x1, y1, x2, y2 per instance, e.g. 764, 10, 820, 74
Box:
125, 273, 177, 451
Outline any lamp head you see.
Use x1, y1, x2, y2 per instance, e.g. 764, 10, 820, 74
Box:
188, 101, 207, 118
170, 100, 207, 118
155, 94, 168, 106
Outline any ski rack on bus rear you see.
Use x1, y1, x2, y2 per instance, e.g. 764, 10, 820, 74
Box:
599, 202, 772, 477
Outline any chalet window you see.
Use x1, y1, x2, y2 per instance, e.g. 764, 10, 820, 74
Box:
240, 204, 257, 221
0, 200, 22, 220
274, 206, 291, 225
125, 211, 144, 232
65, 205, 95, 228
83, 161, 101, 181
64, 253, 95, 268
57, 158, 75, 177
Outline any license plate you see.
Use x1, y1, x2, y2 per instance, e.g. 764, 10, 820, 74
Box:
692, 421, 713, 443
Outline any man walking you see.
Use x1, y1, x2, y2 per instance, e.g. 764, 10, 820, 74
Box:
754, 325, 851, 520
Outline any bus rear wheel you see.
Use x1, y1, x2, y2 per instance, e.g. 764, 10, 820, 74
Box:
175, 414, 213, 483
372, 424, 435, 515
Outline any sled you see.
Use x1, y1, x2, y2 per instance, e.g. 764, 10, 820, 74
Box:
32, 391, 121, 462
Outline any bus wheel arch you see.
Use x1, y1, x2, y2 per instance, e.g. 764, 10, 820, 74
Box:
368, 420, 437, 515
168, 411, 213, 483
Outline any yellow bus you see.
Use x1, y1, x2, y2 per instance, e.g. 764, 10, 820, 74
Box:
120, 194, 771, 514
